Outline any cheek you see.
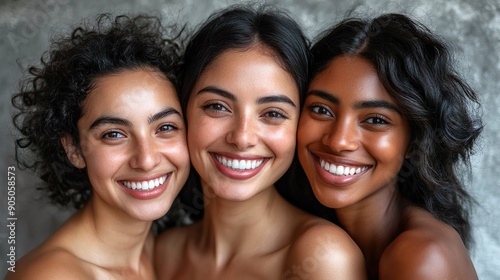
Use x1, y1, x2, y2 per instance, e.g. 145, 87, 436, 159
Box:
264, 124, 297, 162
367, 133, 408, 170
163, 139, 190, 169
82, 147, 125, 191
297, 115, 321, 146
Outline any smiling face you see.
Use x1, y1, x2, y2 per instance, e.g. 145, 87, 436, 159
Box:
64, 69, 190, 221
186, 45, 300, 201
297, 56, 411, 210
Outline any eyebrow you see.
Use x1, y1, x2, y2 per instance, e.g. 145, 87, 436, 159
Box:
257, 95, 296, 107
198, 86, 296, 107
89, 108, 181, 130
307, 90, 339, 104
353, 100, 399, 112
307, 89, 399, 112
197, 86, 235, 101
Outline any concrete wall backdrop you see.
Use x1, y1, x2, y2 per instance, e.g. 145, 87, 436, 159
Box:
1, 0, 498, 278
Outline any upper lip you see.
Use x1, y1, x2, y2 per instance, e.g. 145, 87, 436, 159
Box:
211, 152, 269, 160
311, 151, 371, 168
119, 173, 170, 183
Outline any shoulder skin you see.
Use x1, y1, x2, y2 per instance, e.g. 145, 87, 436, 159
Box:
5, 247, 90, 280
284, 221, 367, 280
379, 211, 478, 280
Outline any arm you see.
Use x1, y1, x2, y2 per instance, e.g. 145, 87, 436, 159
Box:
284, 224, 366, 280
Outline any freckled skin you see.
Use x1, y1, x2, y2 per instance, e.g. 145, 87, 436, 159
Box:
298, 56, 478, 279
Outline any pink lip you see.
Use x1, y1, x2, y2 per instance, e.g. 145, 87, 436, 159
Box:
313, 155, 370, 187
119, 174, 170, 200
210, 153, 268, 180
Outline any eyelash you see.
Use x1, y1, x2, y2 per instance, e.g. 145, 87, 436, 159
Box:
99, 123, 177, 141
308, 103, 391, 126
263, 109, 288, 120
364, 115, 389, 125
157, 123, 177, 132
201, 102, 229, 113
101, 130, 125, 140
308, 103, 333, 117
202, 101, 289, 121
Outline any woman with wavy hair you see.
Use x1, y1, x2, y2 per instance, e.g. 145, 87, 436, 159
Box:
7, 14, 190, 279
297, 13, 482, 279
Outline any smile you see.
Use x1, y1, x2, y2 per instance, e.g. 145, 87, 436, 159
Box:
214, 155, 264, 170
121, 174, 168, 191
320, 159, 368, 176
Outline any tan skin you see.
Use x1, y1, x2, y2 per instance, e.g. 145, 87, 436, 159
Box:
7, 69, 190, 280
297, 55, 478, 279
155, 45, 366, 280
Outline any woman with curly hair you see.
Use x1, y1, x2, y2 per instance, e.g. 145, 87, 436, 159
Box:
154, 5, 366, 279
297, 13, 482, 279
7, 14, 190, 279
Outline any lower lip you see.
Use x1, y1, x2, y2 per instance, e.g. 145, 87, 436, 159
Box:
211, 154, 267, 180
120, 175, 170, 200
314, 158, 369, 187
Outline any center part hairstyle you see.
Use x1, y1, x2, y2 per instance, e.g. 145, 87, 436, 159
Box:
176, 4, 311, 221
178, 4, 310, 112
310, 13, 483, 248
12, 14, 183, 209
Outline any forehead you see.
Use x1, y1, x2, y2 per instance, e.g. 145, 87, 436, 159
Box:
309, 55, 393, 103
82, 69, 179, 116
193, 46, 299, 102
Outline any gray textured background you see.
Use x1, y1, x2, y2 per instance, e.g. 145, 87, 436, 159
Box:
0, 0, 499, 278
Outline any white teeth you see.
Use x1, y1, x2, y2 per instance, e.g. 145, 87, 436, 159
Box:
121, 174, 168, 191
336, 165, 344, 175
319, 159, 368, 176
215, 155, 264, 171
328, 164, 336, 174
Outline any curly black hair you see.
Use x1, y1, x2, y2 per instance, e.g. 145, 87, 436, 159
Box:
12, 13, 183, 210
309, 13, 483, 248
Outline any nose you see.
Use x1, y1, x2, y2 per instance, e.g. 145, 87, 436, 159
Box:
129, 137, 161, 171
323, 118, 359, 152
225, 113, 258, 150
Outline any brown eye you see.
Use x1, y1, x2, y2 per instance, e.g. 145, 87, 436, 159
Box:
202, 102, 229, 112
365, 115, 389, 125
101, 131, 125, 139
308, 104, 332, 117
157, 124, 177, 132
263, 110, 287, 119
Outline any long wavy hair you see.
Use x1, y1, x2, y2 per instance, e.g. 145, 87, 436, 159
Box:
309, 13, 483, 248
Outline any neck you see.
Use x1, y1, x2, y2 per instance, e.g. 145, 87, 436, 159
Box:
336, 185, 404, 274
198, 183, 292, 266
78, 196, 153, 269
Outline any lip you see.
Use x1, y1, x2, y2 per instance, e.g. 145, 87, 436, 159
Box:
118, 173, 171, 200
210, 152, 268, 180
312, 153, 371, 187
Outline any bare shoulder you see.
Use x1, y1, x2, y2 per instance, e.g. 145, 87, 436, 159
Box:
5, 246, 90, 280
380, 208, 478, 280
284, 217, 366, 279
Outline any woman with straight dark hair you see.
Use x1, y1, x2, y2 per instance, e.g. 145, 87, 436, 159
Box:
7, 14, 190, 279
298, 13, 482, 279
155, 4, 366, 279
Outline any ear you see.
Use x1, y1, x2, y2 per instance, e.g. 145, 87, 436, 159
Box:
61, 135, 86, 169
405, 144, 412, 159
